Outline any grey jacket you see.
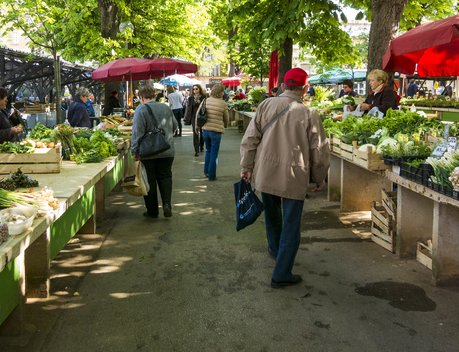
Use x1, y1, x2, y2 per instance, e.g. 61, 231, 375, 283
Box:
131, 101, 178, 159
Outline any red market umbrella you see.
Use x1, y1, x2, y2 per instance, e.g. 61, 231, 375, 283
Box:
91, 58, 157, 82
268, 50, 279, 94
130, 58, 198, 77
383, 15, 459, 77
222, 76, 241, 87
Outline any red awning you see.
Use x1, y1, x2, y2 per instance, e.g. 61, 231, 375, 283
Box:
268, 50, 279, 94
92, 57, 198, 82
222, 77, 241, 87
383, 15, 459, 77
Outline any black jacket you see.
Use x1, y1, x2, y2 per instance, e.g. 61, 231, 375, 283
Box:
68, 99, 91, 128
364, 85, 398, 116
184, 95, 204, 126
0, 110, 14, 143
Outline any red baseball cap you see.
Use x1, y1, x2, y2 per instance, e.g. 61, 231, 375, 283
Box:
284, 68, 308, 87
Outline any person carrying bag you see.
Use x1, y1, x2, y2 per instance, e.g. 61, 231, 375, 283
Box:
131, 85, 178, 219
138, 104, 171, 158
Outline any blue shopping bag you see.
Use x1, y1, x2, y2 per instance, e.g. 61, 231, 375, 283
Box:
234, 179, 264, 231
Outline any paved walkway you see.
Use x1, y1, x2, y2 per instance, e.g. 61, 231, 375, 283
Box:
3, 125, 459, 352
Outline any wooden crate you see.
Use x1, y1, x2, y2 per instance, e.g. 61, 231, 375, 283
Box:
0, 146, 62, 174
416, 241, 432, 270
340, 141, 354, 161
381, 189, 397, 218
331, 135, 341, 154
352, 143, 388, 171
371, 202, 395, 253
117, 125, 132, 133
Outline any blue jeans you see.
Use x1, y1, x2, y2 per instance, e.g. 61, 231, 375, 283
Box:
261, 193, 304, 282
202, 130, 222, 180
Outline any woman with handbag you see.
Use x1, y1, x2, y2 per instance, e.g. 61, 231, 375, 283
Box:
131, 85, 178, 218
184, 84, 205, 157
195, 83, 229, 181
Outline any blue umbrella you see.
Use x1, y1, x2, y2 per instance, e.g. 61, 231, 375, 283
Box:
160, 74, 201, 87
308, 69, 367, 85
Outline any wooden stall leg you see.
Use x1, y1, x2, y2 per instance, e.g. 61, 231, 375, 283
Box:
340, 160, 391, 212
327, 154, 341, 201
432, 202, 459, 286
78, 215, 96, 235
95, 178, 105, 225
24, 230, 50, 298
396, 187, 433, 258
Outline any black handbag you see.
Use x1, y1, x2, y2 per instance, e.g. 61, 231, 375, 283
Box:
138, 104, 171, 158
196, 98, 208, 128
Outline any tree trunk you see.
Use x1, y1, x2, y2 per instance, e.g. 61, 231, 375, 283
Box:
53, 54, 62, 124
228, 29, 237, 76
278, 38, 293, 85
367, 0, 408, 73
98, 0, 121, 112
98, 0, 120, 39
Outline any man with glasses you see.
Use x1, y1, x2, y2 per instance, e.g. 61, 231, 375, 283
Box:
68, 87, 92, 128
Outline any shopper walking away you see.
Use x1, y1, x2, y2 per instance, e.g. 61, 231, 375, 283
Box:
166, 86, 184, 137
240, 68, 330, 288
184, 84, 205, 156
131, 85, 178, 218
196, 83, 228, 181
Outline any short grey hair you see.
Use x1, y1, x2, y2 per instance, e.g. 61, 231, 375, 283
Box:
284, 85, 305, 91
76, 87, 90, 99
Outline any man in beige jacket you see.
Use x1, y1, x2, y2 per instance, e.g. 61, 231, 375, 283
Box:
240, 68, 330, 288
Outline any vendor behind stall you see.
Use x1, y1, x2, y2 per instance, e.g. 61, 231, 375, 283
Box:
68, 87, 92, 128
349, 69, 397, 117
0, 87, 23, 143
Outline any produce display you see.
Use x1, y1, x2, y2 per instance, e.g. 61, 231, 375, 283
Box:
324, 107, 459, 198
27, 123, 122, 163
0, 206, 36, 236
0, 169, 39, 190
323, 109, 443, 155
400, 96, 459, 109
0, 141, 34, 154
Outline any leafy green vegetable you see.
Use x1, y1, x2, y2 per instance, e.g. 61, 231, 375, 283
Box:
0, 142, 34, 154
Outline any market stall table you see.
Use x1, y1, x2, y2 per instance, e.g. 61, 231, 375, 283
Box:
0, 149, 129, 335
328, 153, 391, 212
386, 170, 459, 286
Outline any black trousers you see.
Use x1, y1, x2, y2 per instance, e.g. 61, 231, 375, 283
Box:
191, 122, 204, 153
141, 157, 174, 216
172, 108, 183, 136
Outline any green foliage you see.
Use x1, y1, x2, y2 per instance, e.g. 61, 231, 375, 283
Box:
220, 0, 356, 71
0, 0, 221, 68
247, 87, 268, 105
312, 86, 335, 103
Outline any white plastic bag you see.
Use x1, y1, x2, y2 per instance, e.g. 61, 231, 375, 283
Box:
122, 160, 150, 196
367, 107, 384, 119
352, 104, 365, 117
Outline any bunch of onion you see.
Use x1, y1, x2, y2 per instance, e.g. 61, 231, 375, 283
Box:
0, 188, 38, 209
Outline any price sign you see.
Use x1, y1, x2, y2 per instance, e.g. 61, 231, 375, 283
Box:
431, 142, 448, 158
448, 137, 457, 151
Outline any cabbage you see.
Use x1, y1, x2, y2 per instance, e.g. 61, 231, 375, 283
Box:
376, 137, 398, 154
358, 144, 376, 153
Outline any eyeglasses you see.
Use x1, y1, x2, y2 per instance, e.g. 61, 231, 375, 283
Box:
193, 88, 199, 91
